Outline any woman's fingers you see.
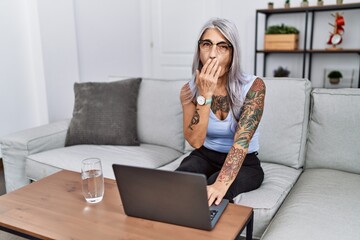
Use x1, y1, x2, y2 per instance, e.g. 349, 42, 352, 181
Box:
202, 58, 213, 74
208, 59, 219, 77
207, 185, 224, 206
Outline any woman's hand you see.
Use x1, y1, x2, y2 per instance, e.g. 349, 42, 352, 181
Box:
196, 58, 221, 97
207, 181, 228, 206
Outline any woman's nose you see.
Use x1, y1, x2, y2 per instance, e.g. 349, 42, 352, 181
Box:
209, 45, 218, 59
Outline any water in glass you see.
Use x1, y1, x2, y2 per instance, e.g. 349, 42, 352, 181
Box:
81, 158, 104, 203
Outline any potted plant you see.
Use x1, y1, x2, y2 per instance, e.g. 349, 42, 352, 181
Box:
268, 2, 274, 9
274, 66, 290, 77
265, 24, 300, 50
301, 0, 309, 7
327, 70, 343, 84
285, 0, 290, 8
317, 0, 324, 6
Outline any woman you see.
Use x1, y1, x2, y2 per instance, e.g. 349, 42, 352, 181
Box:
176, 18, 266, 206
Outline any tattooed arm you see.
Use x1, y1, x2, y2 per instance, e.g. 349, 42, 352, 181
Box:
180, 83, 212, 148
181, 58, 221, 148
207, 78, 266, 206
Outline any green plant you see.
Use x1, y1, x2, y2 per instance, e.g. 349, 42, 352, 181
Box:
274, 66, 290, 77
266, 24, 299, 34
327, 70, 343, 78
285, 0, 290, 3
302, 0, 308, 2
268, 2, 274, 5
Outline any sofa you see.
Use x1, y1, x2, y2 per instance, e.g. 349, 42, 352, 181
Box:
1, 77, 360, 239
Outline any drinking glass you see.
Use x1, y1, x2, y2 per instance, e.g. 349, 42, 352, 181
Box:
81, 158, 104, 203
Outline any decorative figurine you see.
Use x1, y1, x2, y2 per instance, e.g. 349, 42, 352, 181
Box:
327, 12, 345, 50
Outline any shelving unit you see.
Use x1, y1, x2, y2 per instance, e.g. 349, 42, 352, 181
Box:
254, 2, 360, 88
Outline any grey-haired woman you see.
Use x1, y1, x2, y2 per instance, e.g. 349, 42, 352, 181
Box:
176, 18, 265, 206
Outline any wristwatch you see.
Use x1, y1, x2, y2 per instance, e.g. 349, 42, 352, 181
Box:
196, 95, 212, 106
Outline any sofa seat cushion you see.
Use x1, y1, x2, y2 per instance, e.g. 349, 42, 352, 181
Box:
261, 169, 360, 240
26, 144, 183, 181
233, 162, 302, 239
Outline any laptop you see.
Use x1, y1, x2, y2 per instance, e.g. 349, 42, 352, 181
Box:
112, 164, 229, 230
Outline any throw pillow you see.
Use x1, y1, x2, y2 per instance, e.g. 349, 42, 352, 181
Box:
65, 78, 142, 146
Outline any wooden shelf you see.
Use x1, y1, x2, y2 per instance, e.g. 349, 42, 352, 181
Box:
258, 3, 360, 14
254, 2, 360, 87
256, 49, 360, 54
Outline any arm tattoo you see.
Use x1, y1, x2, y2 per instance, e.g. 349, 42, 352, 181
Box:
211, 95, 230, 114
235, 79, 266, 148
217, 79, 265, 185
188, 108, 200, 130
218, 146, 245, 185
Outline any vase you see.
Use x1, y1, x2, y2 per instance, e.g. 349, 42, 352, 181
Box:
317, 1, 324, 6
268, 4, 274, 9
301, 2, 309, 7
285, 3, 290, 8
329, 78, 341, 84
336, 0, 343, 5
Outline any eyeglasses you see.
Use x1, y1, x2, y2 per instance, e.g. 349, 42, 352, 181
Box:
198, 40, 232, 54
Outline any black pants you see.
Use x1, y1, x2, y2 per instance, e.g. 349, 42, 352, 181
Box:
176, 146, 264, 201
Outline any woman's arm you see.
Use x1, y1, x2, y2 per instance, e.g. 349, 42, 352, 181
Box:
181, 83, 211, 148
207, 78, 266, 206
181, 59, 221, 148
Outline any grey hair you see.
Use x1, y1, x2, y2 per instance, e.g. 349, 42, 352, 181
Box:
185, 18, 248, 119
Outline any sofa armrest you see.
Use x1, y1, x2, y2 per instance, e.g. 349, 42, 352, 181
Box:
0, 119, 70, 192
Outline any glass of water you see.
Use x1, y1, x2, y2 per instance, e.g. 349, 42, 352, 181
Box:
81, 158, 104, 203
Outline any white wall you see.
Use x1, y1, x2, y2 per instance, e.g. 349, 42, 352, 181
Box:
0, 0, 48, 138
74, 0, 142, 82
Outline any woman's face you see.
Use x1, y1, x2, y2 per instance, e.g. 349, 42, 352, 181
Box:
199, 28, 232, 78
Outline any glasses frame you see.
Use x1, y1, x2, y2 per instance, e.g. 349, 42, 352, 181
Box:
198, 39, 233, 54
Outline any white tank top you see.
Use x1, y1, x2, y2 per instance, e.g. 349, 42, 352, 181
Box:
203, 74, 260, 153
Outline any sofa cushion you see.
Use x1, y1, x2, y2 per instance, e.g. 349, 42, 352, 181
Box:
137, 78, 188, 152
261, 169, 360, 240
65, 78, 141, 146
306, 88, 360, 174
26, 144, 183, 181
233, 162, 302, 239
258, 78, 311, 169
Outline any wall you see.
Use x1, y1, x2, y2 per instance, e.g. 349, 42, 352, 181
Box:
36, 0, 143, 122
0, 0, 48, 139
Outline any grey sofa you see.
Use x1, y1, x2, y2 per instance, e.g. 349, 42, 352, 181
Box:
1, 77, 360, 239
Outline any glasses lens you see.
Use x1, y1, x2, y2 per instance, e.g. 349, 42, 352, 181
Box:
217, 43, 230, 54
199, 40, 212, 51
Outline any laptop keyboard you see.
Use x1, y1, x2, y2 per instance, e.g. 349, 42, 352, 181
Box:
210, 210, 218, 221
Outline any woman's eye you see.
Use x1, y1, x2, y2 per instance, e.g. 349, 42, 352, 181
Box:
202, 42, 212, 47
218, 44, 228, 50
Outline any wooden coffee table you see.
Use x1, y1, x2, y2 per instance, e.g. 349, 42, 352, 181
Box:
0, 170, 253, 240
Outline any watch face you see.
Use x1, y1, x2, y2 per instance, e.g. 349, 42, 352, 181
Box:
197, 96, 205, 105
331, 34, 342, 45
